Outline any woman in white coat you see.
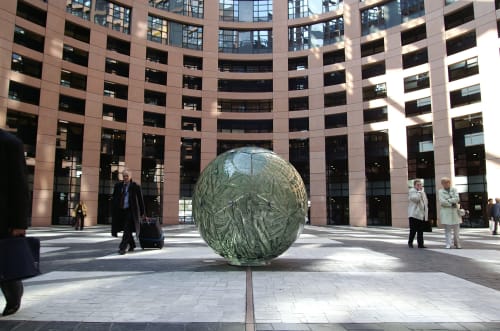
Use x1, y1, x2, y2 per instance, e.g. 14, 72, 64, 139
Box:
408, 179, 429, 248
438, 177, 462, 248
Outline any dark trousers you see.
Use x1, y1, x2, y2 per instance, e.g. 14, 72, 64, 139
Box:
1, 280, 23, 307
75, 214, 84, 230
119, 209, 136, 251
408, 217, 424, 247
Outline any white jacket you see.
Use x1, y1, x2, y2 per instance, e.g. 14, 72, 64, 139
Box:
408, 187, 428, 221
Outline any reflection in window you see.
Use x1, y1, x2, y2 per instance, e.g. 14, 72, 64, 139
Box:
220, 0, 272, 22
448, 57, 478, 82
450, 84, 481, 108
218, 99, 272, 113
148, 15, 203, 50
361, 0, 424, 36
404, 72, 429, 93
288, 0, 343, 19
288, 17, 344, 51
149, 0, 204, 18
405, 96, 431, 117
94, 0, 131, 34
362, 83, 387, 101
219, 29, 272, 54
66, 0, 91, 20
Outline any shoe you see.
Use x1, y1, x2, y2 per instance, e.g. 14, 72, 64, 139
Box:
445, 245, 451, 249
128, 246, 135, 252
119, 249, 126, 255
408, 243, 413, 248
455, 245, 462, 249
492, 232, 498, 235
2, 303, 20, 316
418, 246, 427, 248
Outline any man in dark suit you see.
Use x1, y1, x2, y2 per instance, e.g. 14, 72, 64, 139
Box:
0, 128, 29, 316
111, 170, 145, 254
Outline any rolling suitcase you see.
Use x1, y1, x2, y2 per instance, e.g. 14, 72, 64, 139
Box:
139, 218, 164, 249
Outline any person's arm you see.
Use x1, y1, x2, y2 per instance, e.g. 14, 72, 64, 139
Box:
136, 183, 146, 217
409, 188, 422, 203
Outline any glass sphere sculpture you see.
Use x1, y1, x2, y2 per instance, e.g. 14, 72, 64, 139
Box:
192, 147, 308, 266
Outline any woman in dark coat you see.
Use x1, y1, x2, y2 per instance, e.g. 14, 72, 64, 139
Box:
111, 170, 145, 254
0, 128, 30, 316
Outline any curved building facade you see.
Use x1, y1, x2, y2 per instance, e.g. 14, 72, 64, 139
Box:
1, 0, 499, 228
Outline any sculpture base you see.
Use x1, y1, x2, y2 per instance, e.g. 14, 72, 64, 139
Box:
227, 259, 271, 267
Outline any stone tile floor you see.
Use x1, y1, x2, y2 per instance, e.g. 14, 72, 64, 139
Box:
1, 224, 500, 330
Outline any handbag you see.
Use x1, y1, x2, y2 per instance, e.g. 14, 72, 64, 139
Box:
0, 236, 40, 281
422, 220, 432, 232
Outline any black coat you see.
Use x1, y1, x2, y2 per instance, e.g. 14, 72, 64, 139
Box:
0, 129, 29, 237
111, 180, 145, 237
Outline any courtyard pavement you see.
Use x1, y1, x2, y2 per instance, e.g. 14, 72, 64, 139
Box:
1, 224, 500, 331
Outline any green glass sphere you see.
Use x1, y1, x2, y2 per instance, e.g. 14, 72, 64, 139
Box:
192, 147, 308, 266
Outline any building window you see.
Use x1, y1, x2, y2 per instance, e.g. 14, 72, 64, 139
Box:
103, 81, 128, 99
446, 30, 476, 56
219, 60, 272, 72
218, 79, 272, 92
362, 83, 387, 101
182, 116, 201, 131
362, 61, 385, 79
450, 84, 481, 108
325, 135, 349, 225
6, 109, 38, 159
218, 99, 272, 113
361, 38, 384, 57
363, 106, 388, 124
183, 96, 202, 111
107, 36, 130, 56
405, 96, 431, 117
148, 16, 203, 50
143, 111, 166, 128
401, 24, 426, 46
402, 48, 428, 69
102, 104, 127, 122
17, 1, 47, 26
288, 0, 343, 19
145, 68, 167, 85
14, 26, 45, 52
63, 45, 89, 67
66, 0, 91, 20
144, 90, 167, 106
220, 0, 272, 22
218, 119, 273, 133
448, 57, 479, 82
289, 138, 310, 195
64, 21, 90, 43
105, 58, 129, 77
149, 0, 204, 18
146, 47, 167, 64
289, 97, 309, 112
288, 17, 344, 51
180, 138, 201, 218
324, 70, 346, 86
59, 95, 86, 115
289, 57, 308, 71
324, 91, 347, 107
444, 4, 474, 30
142, 134, 165, 221
323, 49, 345, 65
60, 70, 87, 91
11, 53, 42, 79
148, 15, 168, 44
219, 29, 272, 54
289, 118, 309, 132
183, 75, 202, 90
325, 113, 347, 129
217, 140, 272, 155
361, 0, 424, 36
184, 56, 203, 70
289, 77, 308, 90
8, 81, 40, 105
94, 0, 131, 34
404, 72, 430, 93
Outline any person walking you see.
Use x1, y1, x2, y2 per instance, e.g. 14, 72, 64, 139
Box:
490, 198, 500, 235
408, 179, 429, 248
73, 200, 87, 230
111, 169, 145, 255
0, 128, 30, 316
438, 177, 462, 249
